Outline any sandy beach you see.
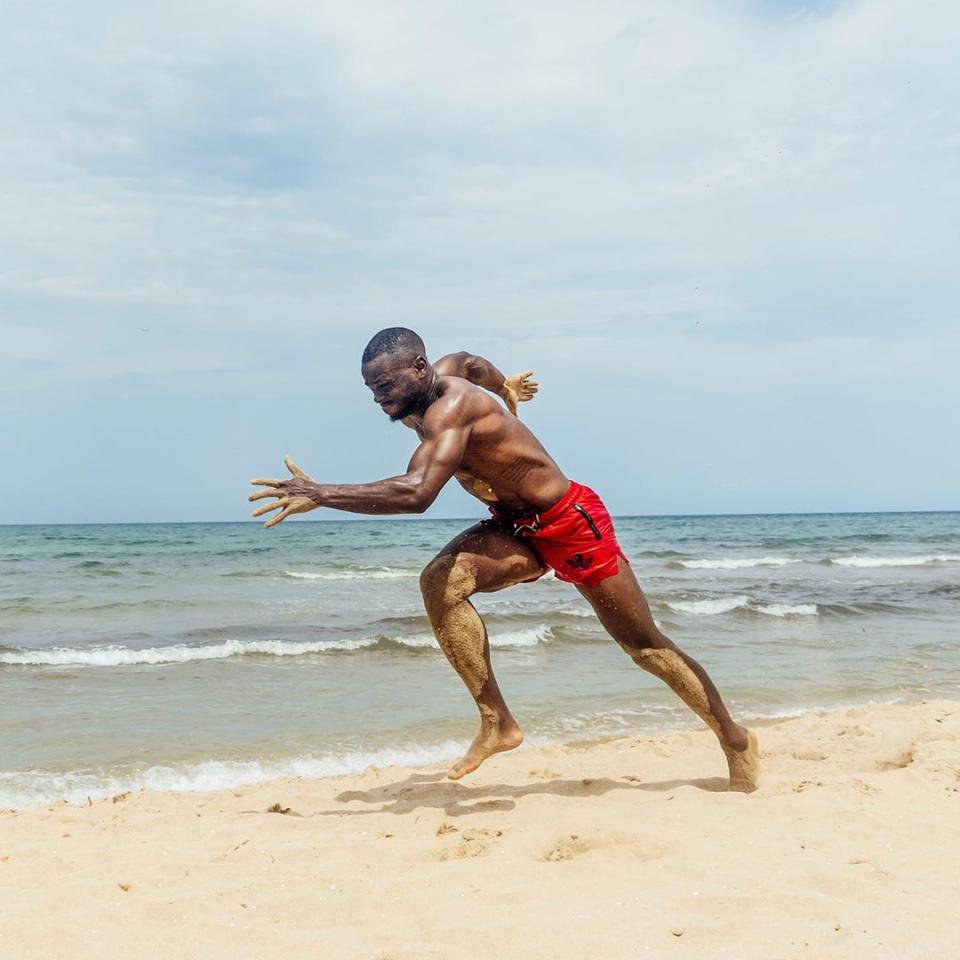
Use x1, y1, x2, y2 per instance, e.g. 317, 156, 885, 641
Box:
2, 698, 957, 959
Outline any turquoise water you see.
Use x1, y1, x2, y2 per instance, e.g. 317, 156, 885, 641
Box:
1, 512, 958, 808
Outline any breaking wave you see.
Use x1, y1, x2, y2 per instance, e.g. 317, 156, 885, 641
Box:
827, 554, 960, 568
672, 557, 800, 570
0, 626, 557, 667
285, 566, 418, 580
665, 596, 818, 617
0, 741, 468, 810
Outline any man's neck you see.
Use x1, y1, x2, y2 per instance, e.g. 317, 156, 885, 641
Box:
401, 372, 443, 431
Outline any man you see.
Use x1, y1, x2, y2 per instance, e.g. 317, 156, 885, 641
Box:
249, 328, 759, 792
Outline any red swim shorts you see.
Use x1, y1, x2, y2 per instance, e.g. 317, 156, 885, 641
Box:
487, 480, 629, 588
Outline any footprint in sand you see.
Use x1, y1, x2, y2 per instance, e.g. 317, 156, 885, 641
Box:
875, 748, 915, 771
792, 779, 824, 792
837, 724, 874, 739
528, 768, 561, 780
542, 833, 667, 863
543, 835, 589, 862
438, 827, 503, 861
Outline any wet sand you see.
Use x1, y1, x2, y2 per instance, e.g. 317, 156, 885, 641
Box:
1, 699, 957, 960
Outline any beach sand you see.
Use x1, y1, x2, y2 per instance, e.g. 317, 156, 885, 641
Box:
2, 699, 957, 960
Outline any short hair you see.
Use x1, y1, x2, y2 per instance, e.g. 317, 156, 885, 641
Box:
361, 327, 426, 365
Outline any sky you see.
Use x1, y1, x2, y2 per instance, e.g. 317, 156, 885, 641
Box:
2, 0, 957, 523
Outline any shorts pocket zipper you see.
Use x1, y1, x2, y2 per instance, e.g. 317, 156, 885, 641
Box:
572, 503, 602, 540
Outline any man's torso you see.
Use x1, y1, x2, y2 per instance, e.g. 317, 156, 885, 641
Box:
404, 376, 569, 513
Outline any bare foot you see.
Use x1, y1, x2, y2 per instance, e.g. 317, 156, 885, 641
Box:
448, 720, 523, 781
724, 729, 760, 793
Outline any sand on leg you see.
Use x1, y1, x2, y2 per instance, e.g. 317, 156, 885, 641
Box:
420, 522, 546, 780
578, 561, 759, 792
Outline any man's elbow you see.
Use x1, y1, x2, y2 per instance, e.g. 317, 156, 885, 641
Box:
398, 482, 437, 514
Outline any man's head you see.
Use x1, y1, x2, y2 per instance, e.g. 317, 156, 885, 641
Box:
361, 328, 433, 421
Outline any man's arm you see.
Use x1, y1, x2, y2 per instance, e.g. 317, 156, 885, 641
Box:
434, 352, 538, 416
249, 418, 470, 526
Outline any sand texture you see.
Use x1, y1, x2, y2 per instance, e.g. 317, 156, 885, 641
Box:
2, 699, 958, 960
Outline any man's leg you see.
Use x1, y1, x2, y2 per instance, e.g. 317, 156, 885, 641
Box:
420, 522, 546, 780
578, 561, 759, 792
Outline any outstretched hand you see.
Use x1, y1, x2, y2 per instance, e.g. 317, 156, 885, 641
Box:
249, 456, 321, 528
502, 370, 539, 416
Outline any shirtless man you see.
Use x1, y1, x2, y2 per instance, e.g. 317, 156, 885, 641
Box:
249, 327, 759, 792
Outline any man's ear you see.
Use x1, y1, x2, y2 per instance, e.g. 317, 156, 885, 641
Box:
413, 355, 429, 376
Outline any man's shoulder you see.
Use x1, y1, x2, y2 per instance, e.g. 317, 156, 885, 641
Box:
423, 377, 499, 432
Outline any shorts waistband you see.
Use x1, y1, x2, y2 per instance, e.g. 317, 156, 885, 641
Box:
490, 480, 580, 530
537, 480, 581, 524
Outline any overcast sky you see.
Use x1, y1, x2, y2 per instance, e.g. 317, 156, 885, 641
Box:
2, 0, 957, 523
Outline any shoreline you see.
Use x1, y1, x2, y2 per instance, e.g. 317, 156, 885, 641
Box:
2, 698, 957, 959
0, 690, 934, 812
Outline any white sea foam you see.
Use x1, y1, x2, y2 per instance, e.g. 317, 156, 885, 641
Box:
677, 557, 800, 570
0, 638, 377, 667
0, 625, 557, 667
285, 567, 418, 580
752, 603, 818, 618
667, 596, 750, 615
829, 554, 960, 568
393, 625, 555, 649
0, 741, 467, 811
666, 597, 818, 617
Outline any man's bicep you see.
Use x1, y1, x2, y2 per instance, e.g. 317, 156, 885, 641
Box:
406, 425, 470, 502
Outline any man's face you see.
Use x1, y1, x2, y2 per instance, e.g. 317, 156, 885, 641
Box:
361, 353, 428, 421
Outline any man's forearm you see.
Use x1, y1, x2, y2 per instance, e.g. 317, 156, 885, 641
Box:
305, 476, 428, 515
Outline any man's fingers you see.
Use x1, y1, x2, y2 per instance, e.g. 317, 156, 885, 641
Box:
264, 507, 293, 529
252, 499, 289, 518
284, 455, 307, 478
519, 371, 534, 381
250, 477, 282, 487
248, 488, 283, 503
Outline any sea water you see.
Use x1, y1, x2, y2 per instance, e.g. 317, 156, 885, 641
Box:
1, 512, 958, 808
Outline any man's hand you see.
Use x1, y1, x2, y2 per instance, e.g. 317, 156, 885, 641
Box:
249, 456, 321, 528
501, 371, 539, 416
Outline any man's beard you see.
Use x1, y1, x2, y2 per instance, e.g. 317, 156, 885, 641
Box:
388, 393, 423, 422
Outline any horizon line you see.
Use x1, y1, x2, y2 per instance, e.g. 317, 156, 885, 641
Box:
2, 508, 958, 527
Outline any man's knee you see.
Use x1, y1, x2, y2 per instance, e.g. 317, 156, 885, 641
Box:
420, 554, 477, 610
614, 624, 673, 655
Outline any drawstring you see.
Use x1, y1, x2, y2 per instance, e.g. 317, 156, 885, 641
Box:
512, 515, 541, 536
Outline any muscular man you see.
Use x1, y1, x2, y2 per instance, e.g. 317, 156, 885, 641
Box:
249, 328, 759, 792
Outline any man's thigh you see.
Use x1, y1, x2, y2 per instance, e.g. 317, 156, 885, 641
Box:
432, 522, 546, 593
576, 560, 661, 646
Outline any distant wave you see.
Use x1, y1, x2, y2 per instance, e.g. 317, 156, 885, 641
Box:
666, 595, 751, 615
285, 566, 419, 581
827, 554, 960, 568
391, 625, 555, 650
665, 596, 818, 618
753, 602, 818, 618
671, 557, 800, 570
0, 638, 372, 666
0, 741, 468, 810
0, 626, 557, 667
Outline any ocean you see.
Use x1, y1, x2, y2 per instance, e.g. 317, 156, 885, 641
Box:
2, 512, 958, 809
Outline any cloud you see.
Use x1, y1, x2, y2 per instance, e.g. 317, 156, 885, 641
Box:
1, 0, 957, 519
